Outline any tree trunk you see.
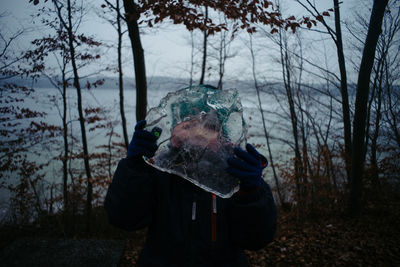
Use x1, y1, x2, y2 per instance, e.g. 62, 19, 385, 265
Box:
189, 31, 195, 87
249, 35, 283, 205
123, 0, 147, 121
370, 74, 383, 190
348, 0, 388, 216
117, 0, 129, 148
385, 64, 400, 149
199, 6, 208, 85
217, 28, 226, 90
369, 54, 385, 191
279, 31, 303, 203
61, 61, 68, 215
65, 0, 93, 232
333, 0, 352, 183
108, 126, 114, 178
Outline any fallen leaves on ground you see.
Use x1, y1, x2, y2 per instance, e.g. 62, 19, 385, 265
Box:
120, 230, 147, 267
246, 202, 400, 266
120, 200, 400, 266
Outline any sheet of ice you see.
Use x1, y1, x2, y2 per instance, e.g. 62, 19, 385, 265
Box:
144, 85, 247, 198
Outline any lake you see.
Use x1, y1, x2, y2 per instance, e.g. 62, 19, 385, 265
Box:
0, 81, 343, 220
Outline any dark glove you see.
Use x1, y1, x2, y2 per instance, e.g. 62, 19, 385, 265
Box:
227, 144, 268, 191
127, 120, 162, 159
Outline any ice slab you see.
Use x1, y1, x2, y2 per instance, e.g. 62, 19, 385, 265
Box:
144, 85, 247, 198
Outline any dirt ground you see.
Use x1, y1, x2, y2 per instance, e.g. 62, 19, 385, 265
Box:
120, 202, 400, 266
1, 200, 399, 266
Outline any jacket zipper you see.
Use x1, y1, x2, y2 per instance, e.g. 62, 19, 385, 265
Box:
211, 194, 217, 242
192, 201, 196, 221
192, 191, 198, 221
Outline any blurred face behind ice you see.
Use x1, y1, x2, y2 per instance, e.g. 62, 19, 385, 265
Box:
170, 118, 221, 152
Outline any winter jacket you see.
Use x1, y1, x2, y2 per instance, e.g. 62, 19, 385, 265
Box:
104, 157, 277, 267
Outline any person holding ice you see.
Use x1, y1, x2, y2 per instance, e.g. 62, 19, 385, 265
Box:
104, 85, 277, 267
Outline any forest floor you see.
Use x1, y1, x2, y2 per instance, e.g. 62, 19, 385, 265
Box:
120, 199, 400, 266
0, 197, 399, 266
245, 201, 400, 266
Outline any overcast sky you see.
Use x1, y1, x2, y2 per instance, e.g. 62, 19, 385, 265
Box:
1, 0, 371, 84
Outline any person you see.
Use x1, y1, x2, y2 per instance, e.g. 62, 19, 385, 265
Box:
104, 118, 277, 266
154, 111, 240, 195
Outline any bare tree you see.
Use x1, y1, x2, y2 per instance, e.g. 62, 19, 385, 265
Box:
189, 31, 196, 87
102, 0, 130, 149
0, 28, 24, 80
295, 0, 352, 184
349, 0, 389, 216
0, 17, 61, 223
120, 0, 308, 120
208, 14, 237, 90
278, 27, 305, 204
122, 0, 147, 121
199, 6, 209, 85
248, 34, 283, 205
53, 0, 94, 230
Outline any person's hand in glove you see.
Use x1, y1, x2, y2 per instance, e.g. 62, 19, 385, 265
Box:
227, 144, 268, 191
127, 120, 162, 159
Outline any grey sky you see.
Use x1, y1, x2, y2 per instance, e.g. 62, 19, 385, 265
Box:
0, 0, 370, 84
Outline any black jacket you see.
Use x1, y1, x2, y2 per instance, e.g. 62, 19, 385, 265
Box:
104, 157, 277, 267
